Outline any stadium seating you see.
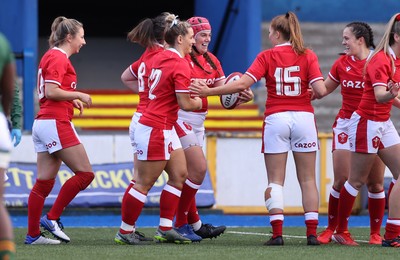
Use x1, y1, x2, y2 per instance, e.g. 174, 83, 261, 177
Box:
72, 90, 264, 132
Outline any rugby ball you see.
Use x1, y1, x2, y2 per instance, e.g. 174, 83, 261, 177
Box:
220, 72, 242, 109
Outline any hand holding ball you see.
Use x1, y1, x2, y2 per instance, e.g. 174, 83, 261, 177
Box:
220, 72, 242, 109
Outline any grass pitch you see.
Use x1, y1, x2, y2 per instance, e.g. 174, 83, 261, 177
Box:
14, 227, 399, 260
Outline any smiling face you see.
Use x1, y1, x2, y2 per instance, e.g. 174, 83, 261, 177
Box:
183, 27, 196, 56
71, 27, 86, 54
342, 27, 363, 56
193, 31, 211, 54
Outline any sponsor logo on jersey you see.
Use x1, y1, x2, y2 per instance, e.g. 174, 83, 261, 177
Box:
342, 80, 364, 89
71, 82, 77, 89
191, 77, 216, 86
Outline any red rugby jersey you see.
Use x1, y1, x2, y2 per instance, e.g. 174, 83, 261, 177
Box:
246, 43, 323, 117
329, 54, 369, 119
357, 49, 400, 121
36, 47, 76, 120
130, 45, 164, 113
185, 51, 225, 113
139, 48, 192, 129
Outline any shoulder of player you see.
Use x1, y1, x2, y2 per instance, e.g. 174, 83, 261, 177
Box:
205, 51, 218, 59
44, 48, 70, 61
369, 50, 391, 66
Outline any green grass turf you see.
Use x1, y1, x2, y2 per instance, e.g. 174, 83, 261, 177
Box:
14, 227, 400, 260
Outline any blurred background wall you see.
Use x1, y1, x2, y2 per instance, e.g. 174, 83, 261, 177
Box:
1, 0, 399, 132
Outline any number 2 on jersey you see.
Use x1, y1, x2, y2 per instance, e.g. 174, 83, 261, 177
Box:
274, 66, 301, 96
148, 68, 162, 100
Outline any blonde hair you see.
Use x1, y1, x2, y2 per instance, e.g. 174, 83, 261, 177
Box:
270, 12, 306, 55
365, 13, 400, 76
48, 16, 83, 48
164, 17, 192, 47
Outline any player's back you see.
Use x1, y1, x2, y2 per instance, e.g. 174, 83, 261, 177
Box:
140, 49, 191, 129
249, 44, 323, 116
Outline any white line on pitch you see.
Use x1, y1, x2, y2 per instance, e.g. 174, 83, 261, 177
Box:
227, 231, 370, 243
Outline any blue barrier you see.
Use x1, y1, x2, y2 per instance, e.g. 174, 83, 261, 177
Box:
21, 48, 35, 131
261, 0, 399, 22
0, 0, 38, 131
195, 0, 262, 76
5, 162, 215, 208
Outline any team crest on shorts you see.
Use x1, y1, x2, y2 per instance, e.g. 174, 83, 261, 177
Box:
183, 121, 192, 131
372, 136, 381, 149
338, 132, 348, 144
168, 142, 173, 154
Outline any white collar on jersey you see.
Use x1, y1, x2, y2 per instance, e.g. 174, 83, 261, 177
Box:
166, 47, 183, 58
389, 46, 397, 60
52, 47, 68, 57
275, 42, 291, 47
350, 49, 374, 61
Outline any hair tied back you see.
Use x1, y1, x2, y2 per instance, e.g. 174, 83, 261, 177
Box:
170, 16, 179, 28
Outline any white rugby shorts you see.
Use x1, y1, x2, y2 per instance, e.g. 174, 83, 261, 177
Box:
348, 112, 400, 153
332, 117, 351, 151
32, 119, 81, 154
128, 112, 142, 154
175, 110, 206, 148
262, 111, 319, 153
135, 122, 182, 160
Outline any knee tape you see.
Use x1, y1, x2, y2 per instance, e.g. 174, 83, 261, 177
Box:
265, 183, 284, 211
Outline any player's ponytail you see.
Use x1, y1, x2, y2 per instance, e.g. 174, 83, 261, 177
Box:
49, 16, 83, 48
270, 12, 306, 55
127, 12, 175, 48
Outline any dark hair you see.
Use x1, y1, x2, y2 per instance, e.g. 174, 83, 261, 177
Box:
189, 51, 219, 75
127, 12, 176, 48
345, 22, 375, 49
49, 16, 83, 48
